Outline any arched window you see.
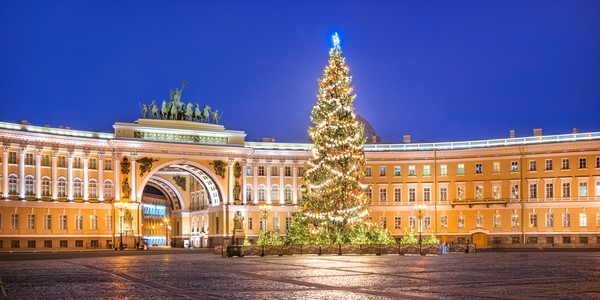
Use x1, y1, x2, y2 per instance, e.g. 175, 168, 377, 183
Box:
246, 185, 253, 202
8, 174, 18, 195
73, 178, 82, 198
284, 185, 292, 202
271, 185, 279, 201
89, 179, 98, 198
297, 185, 304, 202
104, 180, 113, 199
25, 175, 35, 196
41, 177, 51, 197
57, 177, 67, 197
258, 185, 266, 201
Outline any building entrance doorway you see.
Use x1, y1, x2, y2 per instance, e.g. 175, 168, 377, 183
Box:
471, 232, 488, 248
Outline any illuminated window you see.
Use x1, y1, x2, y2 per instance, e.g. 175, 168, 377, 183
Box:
440, 215, 448, 229
511, 183, 519, 200
365, 166, 372, 177
44, 215, 52, 230
89, 179, 97, 198
457, 215, 465, 229
284, 186, 292, 202
562, 182, 570, 198
476, 214, 483, 228
511, 161, 518, 172
440, 164, 447, 176
365, 187, 372, 200
394, 166, 400, 176
529, 213, 537, 228
272, 217, 280, 231
59, 215, 68, 230
271, 185, 279, 201
475, 185, 483, 200
380, 216, 387, 229
493, 214, 501, 228
90, 215, 98, 230
27, 214, 35, 230
409, 216, 416, 229
105, 215, 112, 231
10, 214, 19, 230
511, 214, 519, 228
8, 174, 17, 195
492, 184, 500, 200
58, 178, 67, 197
423, 165, 430, 176
529, 183, 537, 199
25, 176, 34, 196
75, 215, 83, 230
457, 164, 464, 175
394, 188, 401, 202
423, 216, 431, 229
379, 187, 387, 202
492, 162, 500, 173
579, 182, 587, 197
103, 180, 113, 198
580, 213, 587, 227
258, 185, 265, 201
246, 185, 253, 202
457, 186, 465, 200
562, 213, 571, 227
408, 165, 416, 176
545, 182, 554, 199
379, 167, 386, 177
73, 179, 82, 198
245, 166, 251, 176
440, 187, 447, 202
546, 213, 554, 228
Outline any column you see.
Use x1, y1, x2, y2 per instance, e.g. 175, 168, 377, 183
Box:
2, 146, 9, 199
35, 148, 42, 200
98, 154, 104, 202
292, 162, 298, 205
279, 162, 284, 205
266, 161, 271, 204
83, 152, 89, 201
51, 150, 58, 201
228, 159, 234, 205
253, 162, 258, 205
114, 153, 121, 201
67, 150, 74, 202
130, 154, 137, 202
242, 160, 247, 205
19, 147, 26, 200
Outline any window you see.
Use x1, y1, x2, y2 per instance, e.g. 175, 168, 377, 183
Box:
394, 166, 400, 176
579, 158, 587, 169
562, 182, 570, 198
60, 215, 68, 230
493, 162, 500, 173
271, 185, 279, 201
365, 166, 372, 177
511, 214, 519, 228
272, 217, 280, 231
284, 186, 292, 202
563, 236, 571, 244
379, 166, 386, 177
285, 217, 291, 231
394, 217, 402, 229
271, 166, 278, 176
511, 161, 518, 172
408, 165, 416, 176
579, 182, 587, 198
245, 166, 251, 176
58, 156, 66, 168
597, 181, 600, 197
580, 213, 587, 227
492, 184, 500, 200
511, 237, 520, 244
380, 216, 387, 229
394, 188, 401, 202
365, 187, 372, 200
440, 215, 448, 229
259, 217, 265, 231
457, 186, 465, 200
493, 214, 501, 228
298, 167, 305, 177
9, 151, 17, 164
104, 181, 113, 198
25, 176, 34, 196
562, 158, 569, 170
440, 187, 447, 202
11, 240, 20, 248
545, 182, 554, 199
41, 154, 50, 167
73, 157, 82, 169
379, 188, 387, 202
423, 216, 431, 229
28, 240, 36, 248
423, 165, 430, 176
44, 215, 52, 230
105, 215, 112, 231
546, 213, 554, 228
475, 163, 482, 174
25, 153, 34, 165
529, 160, 537, 171
529, 213, 537, 228
423, 187, 431, 202
246, 185, 252, 202
546, 237, 554, 245
104, 159, 112, 170
284, 166, 291, 177
88, 158, 97, 170
8, 175, 17, 195
476, 215, 483, 228
258, 185, 265, 201
457, 164, 464, 175
73, 179, 82, 198
60, 240, 68, 248
75, 215, 83, 230
562, 213, 571, 227
511, 184, 519, 199
258, 166, 265, 176
58, 178, 67, 197
44, 240, 52, 248
76, 240, 83, 248
440, 164, 447, 176
409, 216, 416, 229
545, 159, 553, 171
527, 237, 537, 244
10, 214, 19, 230
475, 185, 483, 200
580, 237, 588, 244
89, 180, 97, 198
248, 217, 253, 230
408, 188, 415, 202
42, 178, 51, 197
596, 157, 600, 168
457, 215, 465, 229
27, 214, 35, 230
529, 183, 537, 199
90, 215, 98, 230
90, 240, 99, 248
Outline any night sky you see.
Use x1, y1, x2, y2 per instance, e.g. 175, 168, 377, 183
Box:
1, 1, 599, 143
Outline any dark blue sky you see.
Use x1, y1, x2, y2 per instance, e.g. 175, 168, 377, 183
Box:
1, 1, 599, 143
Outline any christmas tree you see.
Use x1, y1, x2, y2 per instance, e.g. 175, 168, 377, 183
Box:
302, 33, 371, 243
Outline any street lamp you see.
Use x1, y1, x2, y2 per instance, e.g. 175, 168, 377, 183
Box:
114, 200, 129, 250
162, 217, 171, 247
414, 203, 427, 255
259, 204, 271, 232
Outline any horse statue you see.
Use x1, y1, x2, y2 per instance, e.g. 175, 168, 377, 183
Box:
160, 100, 169, 120
185, 102, 194, 121
202, 105, 211, 123
169, 101, 179, 120
151, 100, 159, 119
211, 110, 222, 124
193, 103, 202, 121
140, 103, 148, 119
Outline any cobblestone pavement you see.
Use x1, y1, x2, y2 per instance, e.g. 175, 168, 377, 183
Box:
1, 250, 599, 299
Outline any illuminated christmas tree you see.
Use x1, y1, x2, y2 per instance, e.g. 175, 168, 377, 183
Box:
302, 33, 371, 243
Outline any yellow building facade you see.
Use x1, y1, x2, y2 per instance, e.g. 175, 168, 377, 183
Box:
0, 118, 599, 250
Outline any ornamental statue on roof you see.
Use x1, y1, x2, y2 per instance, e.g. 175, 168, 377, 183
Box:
139, 80, 223, 124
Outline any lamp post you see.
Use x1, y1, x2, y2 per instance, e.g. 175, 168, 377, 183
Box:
414, 203, 427, 255
259, 204, 271, 232
114, 200, 129, 250
163, 217, 171, 247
